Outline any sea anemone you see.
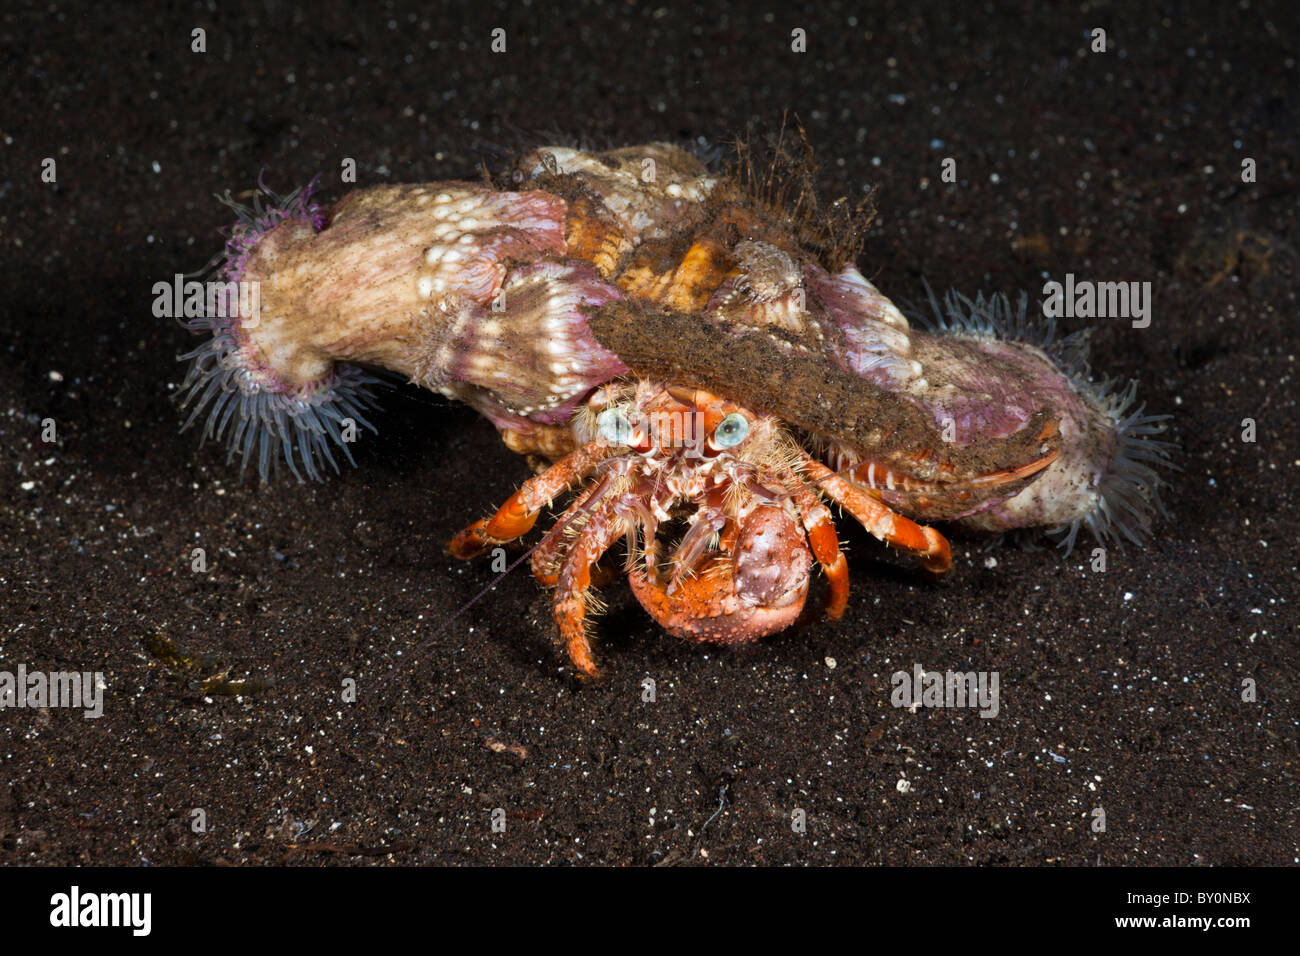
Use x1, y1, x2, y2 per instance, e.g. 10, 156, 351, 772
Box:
176, 175, 627, 481
177, 176, 381, 482
911, 286, 1177, 551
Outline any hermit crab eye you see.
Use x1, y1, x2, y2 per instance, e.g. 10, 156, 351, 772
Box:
597, 408, 635, 445
712, 412, 750, 448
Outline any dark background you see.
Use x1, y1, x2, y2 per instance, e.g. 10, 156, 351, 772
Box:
1, 0, 1295, 865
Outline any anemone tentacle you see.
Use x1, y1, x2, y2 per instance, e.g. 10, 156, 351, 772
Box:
177, 318, 382, 483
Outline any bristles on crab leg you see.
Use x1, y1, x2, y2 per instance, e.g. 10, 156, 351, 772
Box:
529, 475, 614, 587
667, 494, 727, 594
788, 477, 850, 620
553, 499, 629, 678
448, 440, 614, 558
801, 456, 952, 574
636, 502, 663, 585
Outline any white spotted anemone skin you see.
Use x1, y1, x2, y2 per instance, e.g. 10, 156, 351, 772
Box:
411, 259, 627, 430
895, 289, 1176, 551
511, 142, 719, 244
226, 183, 617, 398
178, 179, 627, 480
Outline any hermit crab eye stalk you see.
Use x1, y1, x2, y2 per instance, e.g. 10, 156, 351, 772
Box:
597, 408, 636, 445
711, 412, 750, 449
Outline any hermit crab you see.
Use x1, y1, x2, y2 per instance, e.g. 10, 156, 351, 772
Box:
175, 133, 1174, 675
448, 380, 953, 677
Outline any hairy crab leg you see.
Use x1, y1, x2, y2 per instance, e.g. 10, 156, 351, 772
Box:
799, 457, 953, 574
838, 421, 1062, 519
448, 441, 614, 558
666, 488, 728, 594
638, 470, 670, 584
529, 474, 615, 587
617, 497, 660, 579
553, 500, 629, 678
787, 478, 850, 620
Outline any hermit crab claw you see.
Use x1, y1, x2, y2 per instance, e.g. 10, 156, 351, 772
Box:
832, 415, 1065, 523
628, 507, 814, 645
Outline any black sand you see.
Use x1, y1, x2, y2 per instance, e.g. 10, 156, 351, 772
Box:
1, 1, 1295, 865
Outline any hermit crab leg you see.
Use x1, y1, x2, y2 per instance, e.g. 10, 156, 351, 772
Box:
836, 420, 1063, 521
625, 502, 659, 575
448, 440, 616, 558
799, 457, 953, 574
666, 489, 728, 594
529, 474, 615, 587
638, 471, 670, 584
553, 500, 629, 678
787, 478, 850, 620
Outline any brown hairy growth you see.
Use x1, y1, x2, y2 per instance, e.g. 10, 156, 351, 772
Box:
585, 300, 1062, 493
723, 116, 876, 272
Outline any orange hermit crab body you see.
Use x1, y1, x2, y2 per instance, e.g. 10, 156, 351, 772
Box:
449, 381, 951, 677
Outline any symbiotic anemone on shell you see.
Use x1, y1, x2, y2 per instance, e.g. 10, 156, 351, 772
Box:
177, 176, 383, 481
175, 136, 1175, 675
909, 287, 1176, 551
